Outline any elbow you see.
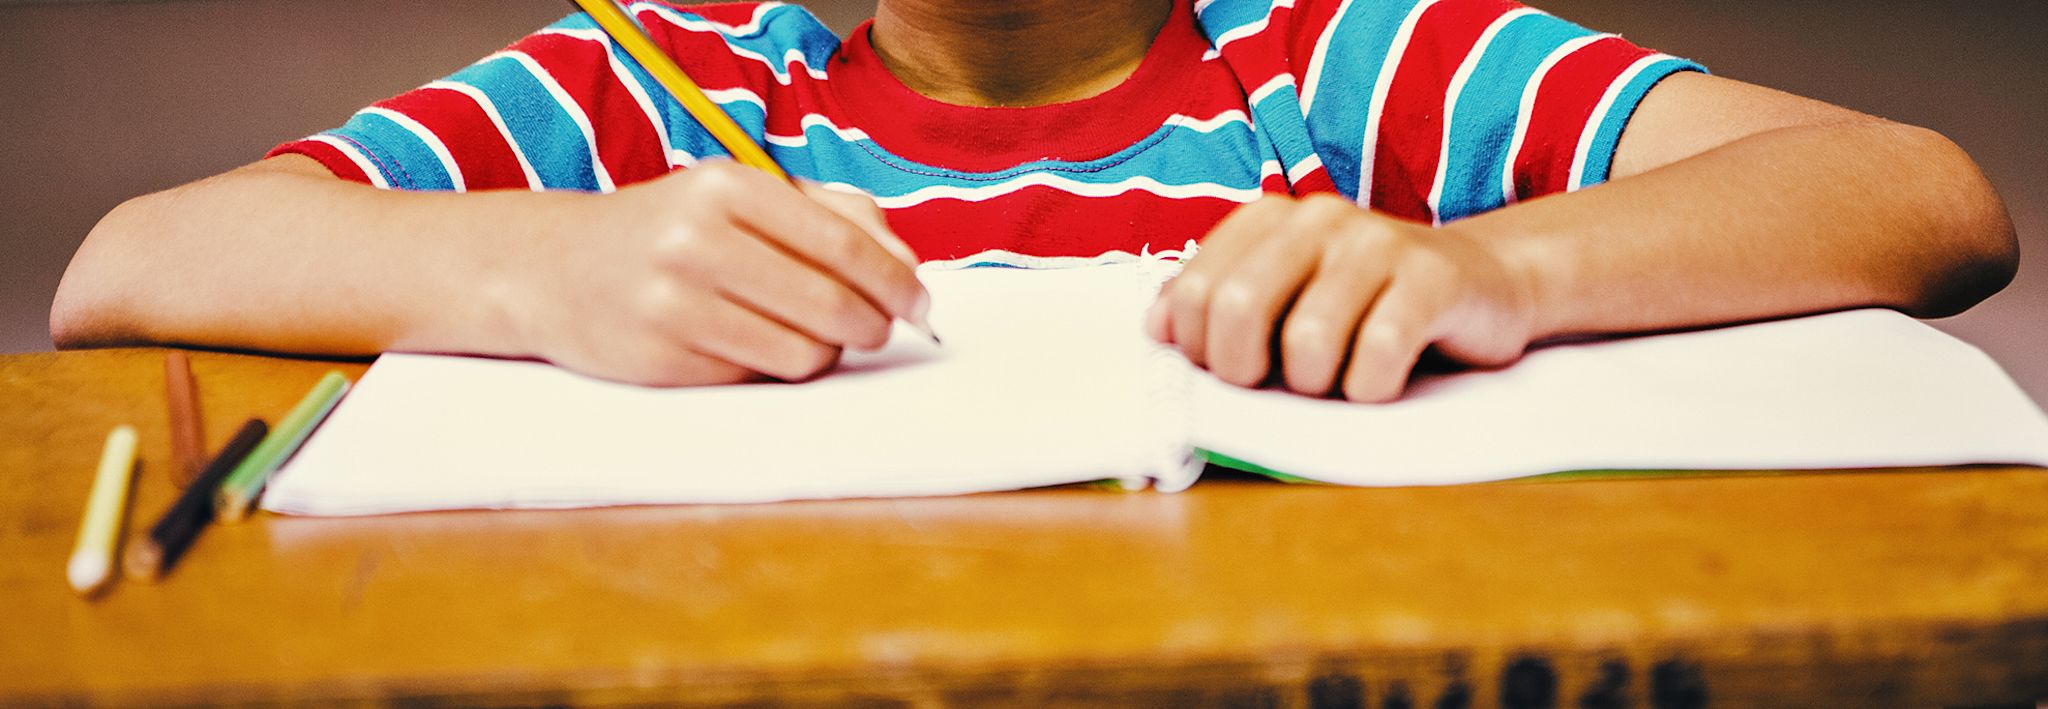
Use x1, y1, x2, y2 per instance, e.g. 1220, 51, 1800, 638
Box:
48, 296, 88, 350
50, 195, 155, 349
47, 285, 111, 351
1888, 125, 2019, 319
1907, 202, 2019, 319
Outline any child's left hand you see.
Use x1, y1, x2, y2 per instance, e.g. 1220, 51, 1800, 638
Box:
1146, 194, 1539, 402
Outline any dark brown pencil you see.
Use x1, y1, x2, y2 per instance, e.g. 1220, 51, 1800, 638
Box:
126, 418, 267, 582
165, 351, 205, 487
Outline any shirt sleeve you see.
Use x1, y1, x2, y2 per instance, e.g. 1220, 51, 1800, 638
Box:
1203, 0, 1704, 223
265, 2, 834, 193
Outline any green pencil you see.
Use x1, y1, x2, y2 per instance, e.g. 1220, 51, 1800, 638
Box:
215, 371, 351, 523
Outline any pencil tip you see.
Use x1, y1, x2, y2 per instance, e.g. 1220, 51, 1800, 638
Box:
906, 313, 941, 347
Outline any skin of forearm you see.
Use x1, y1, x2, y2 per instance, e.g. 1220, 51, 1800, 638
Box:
1456, 119, 2018, 343
51, 157, 554, 357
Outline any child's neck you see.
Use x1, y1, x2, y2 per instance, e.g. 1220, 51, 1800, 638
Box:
869, 0, 1173, 108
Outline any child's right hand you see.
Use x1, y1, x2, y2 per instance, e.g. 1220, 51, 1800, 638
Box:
517, 161, 928, 386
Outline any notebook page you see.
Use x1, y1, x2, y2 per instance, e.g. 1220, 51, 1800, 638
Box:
265, 264, 1179, 515
1190, 309, 2048, 485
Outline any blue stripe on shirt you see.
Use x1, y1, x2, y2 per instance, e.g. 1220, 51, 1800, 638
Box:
1435, 11, 1588, 221
1301, 0, 1424, 201
782, 119, 1266, 199
326, 111, 453, 191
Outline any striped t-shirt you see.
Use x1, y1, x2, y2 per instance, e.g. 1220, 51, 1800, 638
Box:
271, 0, 1701, 262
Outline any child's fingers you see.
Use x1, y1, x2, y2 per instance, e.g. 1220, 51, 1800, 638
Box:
699, 169, 926, 322
1341, 275, 1449, 403
620, 345, 757, 388
1199, 223, 1325, 388
667, 294, 846, 383
1143, 298, 1172, 342
799, 183, 919, 267
1167, 197, 1295, 365
1279, 241, 1392, 397
698, 225, 895, 351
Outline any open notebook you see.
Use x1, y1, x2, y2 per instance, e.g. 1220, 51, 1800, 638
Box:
265, 257, 2048, 515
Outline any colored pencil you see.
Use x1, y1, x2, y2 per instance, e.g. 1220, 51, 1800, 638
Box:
215, 372, 351, 523
126, 418, 268, 582
68, 425, 139, 597
165, 351, 205, 487
565, 0, 939, 344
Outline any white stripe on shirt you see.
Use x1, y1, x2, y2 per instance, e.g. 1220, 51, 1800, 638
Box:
306, 134, 391, 189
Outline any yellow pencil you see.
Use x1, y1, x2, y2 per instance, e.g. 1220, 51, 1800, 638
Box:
568, 0, 786, 179
68, 425, 139, 598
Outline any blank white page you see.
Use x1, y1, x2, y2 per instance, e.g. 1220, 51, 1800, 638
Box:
1191, 309, 2048, 485
265, 264, 1180, 516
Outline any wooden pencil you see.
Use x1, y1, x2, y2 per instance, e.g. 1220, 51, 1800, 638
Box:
127, 418, 268, 582
215, 372, 351, 523
567, 0, 787, 179
68, 425, 139, 598
165, 351, 205, 487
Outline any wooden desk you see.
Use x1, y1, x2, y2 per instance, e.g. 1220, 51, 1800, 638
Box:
3, 348, 2044, 707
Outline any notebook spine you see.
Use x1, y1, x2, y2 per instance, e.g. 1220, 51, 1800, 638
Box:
1138, 244, 1205, 493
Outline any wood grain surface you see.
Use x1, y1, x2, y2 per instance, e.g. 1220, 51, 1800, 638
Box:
2, 348, 2045, 707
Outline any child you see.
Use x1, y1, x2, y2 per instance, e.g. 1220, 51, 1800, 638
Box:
51, 0, 2016, 401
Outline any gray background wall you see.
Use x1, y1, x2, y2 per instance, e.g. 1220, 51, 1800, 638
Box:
3, 0, 2042, 404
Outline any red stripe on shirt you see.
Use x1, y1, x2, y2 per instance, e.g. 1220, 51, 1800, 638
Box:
1288, 0, 1346, 78
1210, 3, 1297, 106
758, 82, 827, 138
1367, 0, 1518, 222
266, 138, 375, 185
523, 33, 673, 185
642, 8, 786, 89
1292, 162, 1339, 196
378, 88, 529, 191
1510, 36, 1642, 201
887, 190, 1246, 261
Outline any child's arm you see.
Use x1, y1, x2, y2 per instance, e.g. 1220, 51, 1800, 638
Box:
1150, 72, 2017, 401
50, 155, 928, 386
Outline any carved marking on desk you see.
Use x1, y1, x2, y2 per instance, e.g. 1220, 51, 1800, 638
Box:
1382, 680, 1413, 709
1434, 678, 1471, 709
1501, 656, 1558, 709
1308, 672, 1364, 709
1650, 658, 1708, 709
1576, 659, 1630, 709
